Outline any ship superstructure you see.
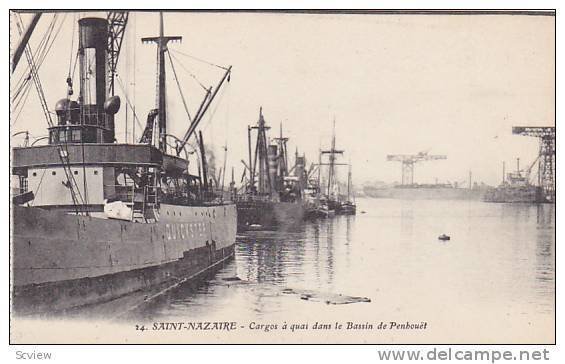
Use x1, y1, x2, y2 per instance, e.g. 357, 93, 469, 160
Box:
11, 12, 236, 315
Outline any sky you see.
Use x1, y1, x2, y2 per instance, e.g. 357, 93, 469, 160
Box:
10, 11, 555, 187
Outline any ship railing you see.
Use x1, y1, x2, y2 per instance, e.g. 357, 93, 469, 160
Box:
105, 184, 159, 205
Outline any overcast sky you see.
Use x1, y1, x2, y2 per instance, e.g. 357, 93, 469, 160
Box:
11, 11, 555, 186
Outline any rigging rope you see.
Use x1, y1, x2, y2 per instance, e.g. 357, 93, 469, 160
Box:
116, 74, 145, 134
169, 51, 209, 91
170, 48, 228, 70
166, 50, 192, 122
11, 14, 57, 104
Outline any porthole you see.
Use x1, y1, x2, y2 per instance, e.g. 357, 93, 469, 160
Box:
173, 211, 176, 216
73, 171, 78, 175
51, 171, 56, 176
93, 170, 99, 175
32, 172, 37, 177
179, 212, 182, 216
167, 211, 170, 215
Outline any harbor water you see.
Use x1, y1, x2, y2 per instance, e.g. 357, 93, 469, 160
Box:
122, 197, 555, 343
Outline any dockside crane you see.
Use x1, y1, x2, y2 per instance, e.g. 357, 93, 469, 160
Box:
387, 151, 447, 185
512, 126, 555, 202
107, 11, 129, 96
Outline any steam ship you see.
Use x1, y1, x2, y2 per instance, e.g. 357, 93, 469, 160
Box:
483, 158, 550, 203
11, 13, 236, 315
363, 183, 488, 200
236, 108, 306, 230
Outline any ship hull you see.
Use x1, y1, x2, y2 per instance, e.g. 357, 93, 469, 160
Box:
483, 186, 549, 203
236, 200, 305, 230
12, 203, 237, 315
363, 187, 487, 200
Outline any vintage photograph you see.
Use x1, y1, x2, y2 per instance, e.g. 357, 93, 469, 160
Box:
9, 10, 555, 344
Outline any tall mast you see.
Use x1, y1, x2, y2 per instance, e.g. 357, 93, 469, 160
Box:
321, 118, 343, 196
329, 119, 335, 196
142, 12, 181, 153
248, 125, 254, 191
273, 121, 289, 179
251, 107, 271, 195
347, 163, 351, 201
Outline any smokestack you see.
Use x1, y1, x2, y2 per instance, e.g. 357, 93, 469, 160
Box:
295, 155, 305, 190
268, 145, 278, 195
78, 17, 118, 143
79, 17, 108, 112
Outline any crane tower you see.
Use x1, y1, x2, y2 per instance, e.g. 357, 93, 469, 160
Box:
387, 151, 447, 185
512, 126, 555, 202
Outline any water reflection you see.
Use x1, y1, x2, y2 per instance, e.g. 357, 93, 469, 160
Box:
100, 199, 553, 342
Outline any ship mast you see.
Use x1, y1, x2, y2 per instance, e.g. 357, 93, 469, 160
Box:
273, 122, 289, 183
321, 118, 343, 197
142, 12, 182, 153
347, 163, 352, 201
250, 107, 271, 195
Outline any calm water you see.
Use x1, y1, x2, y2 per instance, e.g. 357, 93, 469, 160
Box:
118, 198, 554, 343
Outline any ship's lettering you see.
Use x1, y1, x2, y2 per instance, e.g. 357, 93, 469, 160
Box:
164, 222, 207, 240
165, 224, 171, 240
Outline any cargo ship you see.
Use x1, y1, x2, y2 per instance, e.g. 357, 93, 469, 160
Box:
10, 12, 236, 315
483, 159, 550, 203
236, 108, 306, 230
363, 183, 488, 200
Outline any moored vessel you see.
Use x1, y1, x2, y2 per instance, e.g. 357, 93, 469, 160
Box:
236, 108, 306, 230
363, 183, 488, 200
314, 120, 356, 215
483, 158, 549, 203
11, 13, 236, 315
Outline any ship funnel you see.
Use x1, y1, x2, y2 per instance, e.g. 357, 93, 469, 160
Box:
268, 145, 279, 195
77, 17, 116, 142
79, 17, 108, 111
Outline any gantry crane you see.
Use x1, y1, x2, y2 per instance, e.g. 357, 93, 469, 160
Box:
107, 11, 129, 96
387, 151, 447, 185
512, 126, 555, 201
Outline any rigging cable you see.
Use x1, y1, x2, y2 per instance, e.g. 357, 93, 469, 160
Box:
166, 50, 192, 122
12, 14, 57, 101
132, 12, 137, 142
12, 14, 63, 126
116, 74, 145, 135
169, 51, 208, 91
169, 48, 228, 70
14, 14, 53, 127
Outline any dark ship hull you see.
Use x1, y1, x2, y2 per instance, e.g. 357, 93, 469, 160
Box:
12, 203, 237, 315
337, 202, 356, 215
236, 200, 305, 230
483, 185, 549, 203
